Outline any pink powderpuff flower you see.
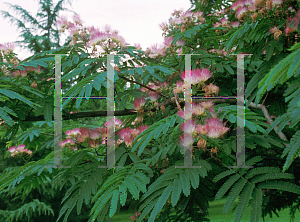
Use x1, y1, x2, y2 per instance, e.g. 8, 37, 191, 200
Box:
88, 139, 100, 148
231, 0, 245, 11
269, 27, 279, 34
230, 21, 240, 28
163, 36, 174, 48
170, 17, 183, 25
205, 118, 229, 138
181, 68, 212, 85
89, 128, 102, 140
134, 43, 142, 50
0, 44, 7, 51
118, 128, 134, 147
236, 6, 247, 19
176, 47, 183, 54
159, 21, 168, 31
8, 146, 17, 153
220, 18, 228, 27
204, 83, 219, 96
77, 127, 90, 143
3, 42, 15, 52
57, 15, 68, 28
89, 31, 109, 46
115, 118, 124, 129
192, 104, 205, 116
148, 91, 160, 102
244, 0, 254, 6
133, 96, 146, 110
177, 110, 185, 118
176, 40, 185, 47
214, 22, 221, 28
72, 14, 83, 25
59, 139, 75, 148
196, 124, 208, 135
20, 69, 27, 77
65, 128, 81, 137
173, 81, 184, 94
131, 129, 140, 137
200, 101, 214, 110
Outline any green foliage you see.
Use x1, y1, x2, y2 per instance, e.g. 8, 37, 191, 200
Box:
0, 199, 54, 222
214, 156, 300, 222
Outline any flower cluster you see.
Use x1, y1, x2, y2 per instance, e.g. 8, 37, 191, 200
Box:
177, 100, 229, 152
227, 0, 300, 40
7, 144, 32, 157
117, 125, 149, 147
59, 117, 149, 150
160, 9, 205, 36
59, 126, 106, 150
57, 14, 128, 51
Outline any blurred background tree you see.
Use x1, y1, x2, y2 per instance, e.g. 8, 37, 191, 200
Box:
0, 0, 75, 54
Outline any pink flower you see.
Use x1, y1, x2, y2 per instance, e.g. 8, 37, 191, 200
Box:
163, 36, 174, 48
236, 6, 247, 19
244, 0, 254, 6
88, 139, 100, 148
59, 139, 75, 148
175, 40, 185, 46
148, 91, 159, 102
77, 127, 90, 143
133, 97, 146, 110
205, 118, 229, 138
177, 110, 185, 118
200, 101, 214, 109
72, 14, 83, 25
204, 83, 219, 96
231, 0, 245, 11
269, 27, 279, 34
230, 21, 240, 28
173, 81, 184, 94
89, 128, 102, 140
118, 128, 134, 147
8, 146, 17, 153
159, 21, 168, 31
192, 104, 205, 116
181, 68, 212, 85
57, 15, 68, 28
195, 124, 208, 135
134, 43, 142, 50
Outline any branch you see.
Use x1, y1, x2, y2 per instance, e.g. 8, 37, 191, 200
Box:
246, 98, 289, 142
118, 74, 169, 99
11, 98, 237, 122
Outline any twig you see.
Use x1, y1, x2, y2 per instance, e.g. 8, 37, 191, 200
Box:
246, 98, 288, 142
118, 75, 169, 99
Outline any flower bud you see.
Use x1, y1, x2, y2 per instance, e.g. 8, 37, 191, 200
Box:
31, 81, 38, 89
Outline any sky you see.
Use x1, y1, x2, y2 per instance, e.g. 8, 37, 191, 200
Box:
0, 0, 192, 59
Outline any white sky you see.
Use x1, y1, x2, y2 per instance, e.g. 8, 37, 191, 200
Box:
0, 0, 191, 59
